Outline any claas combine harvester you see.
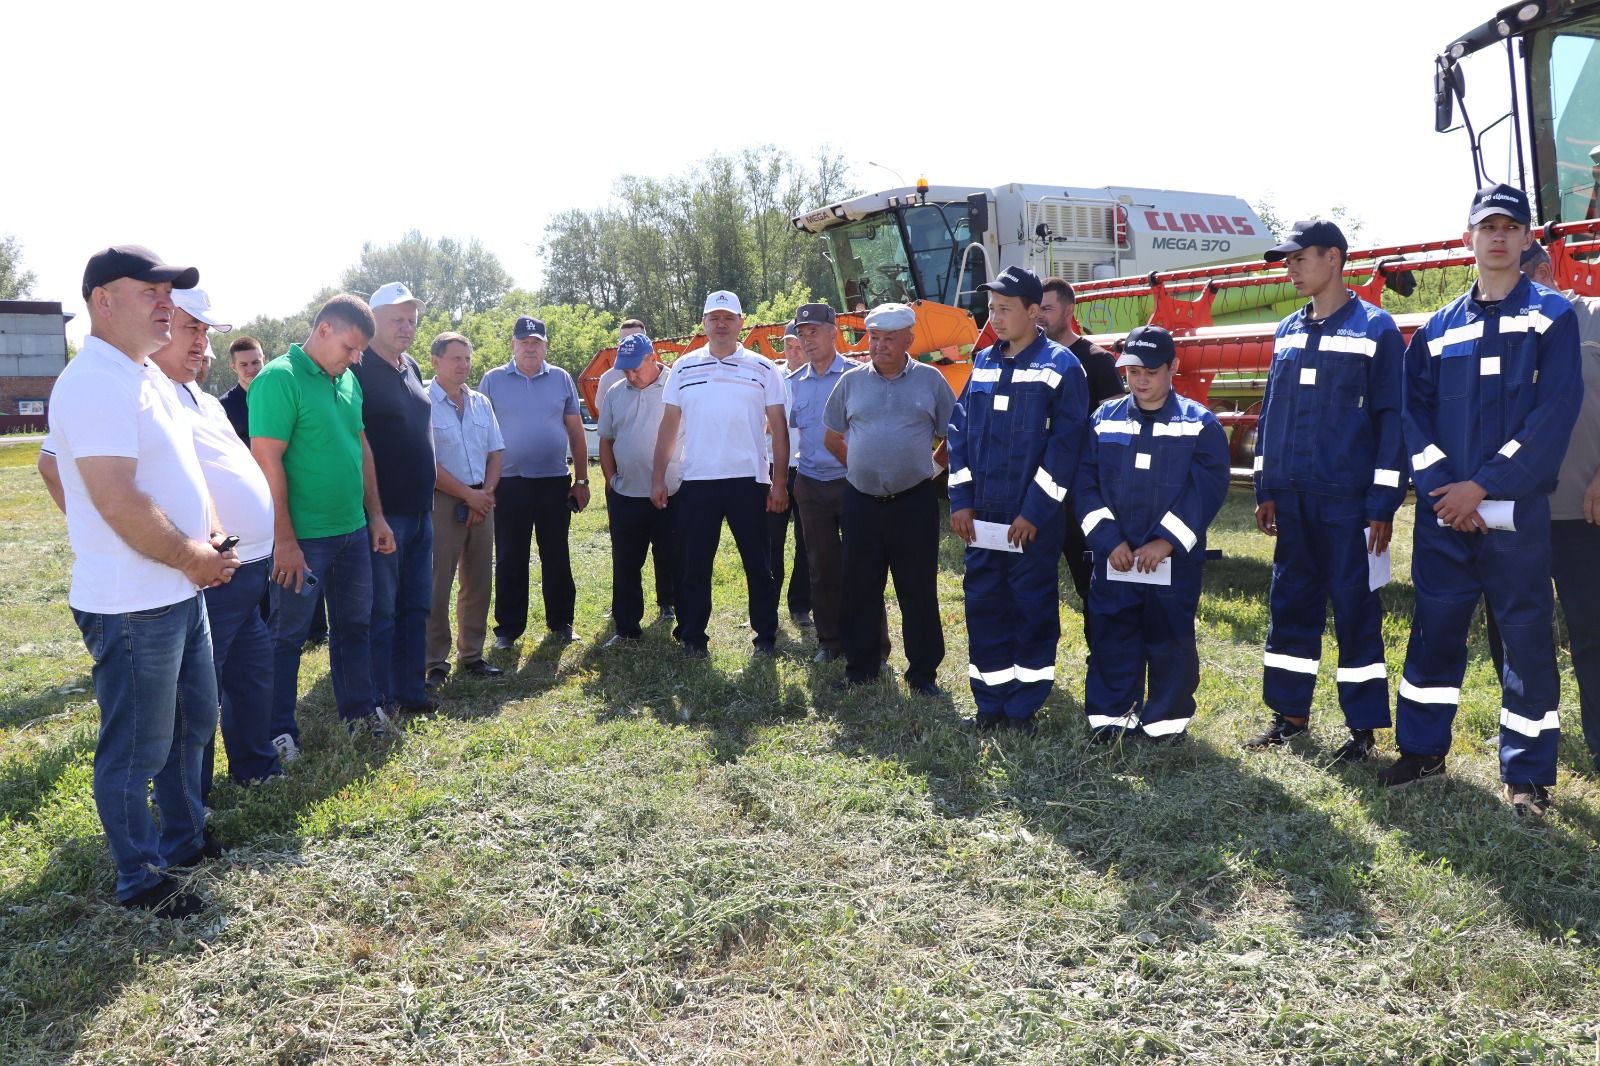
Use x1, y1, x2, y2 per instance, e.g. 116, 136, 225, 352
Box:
580, 1, 1600, 470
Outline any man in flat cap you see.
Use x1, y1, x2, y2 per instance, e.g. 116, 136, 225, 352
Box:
479, 315, 590, 646
947, 267, 1089, 735
824, 302, 953, 692
45, 246, 237, 917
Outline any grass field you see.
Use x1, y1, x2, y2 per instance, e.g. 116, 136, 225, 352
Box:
3, 440, 1600, 1064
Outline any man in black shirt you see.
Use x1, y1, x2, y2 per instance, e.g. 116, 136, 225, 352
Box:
218, 335, 266, 444
1040, 277, 1125, 615
351, 281, 437, 715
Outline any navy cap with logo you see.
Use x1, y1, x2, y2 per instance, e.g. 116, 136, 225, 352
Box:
1469, 183, 1532, 226
513, 316, 548, 341
81, 245, 199, 300
794, 302, 837, 326
978, 266, 1044, 306
1115, 325, 1177, 369
1262, 220, 1349, 263
613, 333, 654, 371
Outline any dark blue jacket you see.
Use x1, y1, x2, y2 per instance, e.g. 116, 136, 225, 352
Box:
1253, 293, 1406, 521
947, 330, 1088, 527
1074, 391, 1230, 560
1404, 276, 1581, 502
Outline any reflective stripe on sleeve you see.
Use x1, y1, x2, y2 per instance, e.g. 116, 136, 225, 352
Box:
1160, 510, 1198, 552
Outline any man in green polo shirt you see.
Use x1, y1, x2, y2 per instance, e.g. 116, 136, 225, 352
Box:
250, 295, 396, 754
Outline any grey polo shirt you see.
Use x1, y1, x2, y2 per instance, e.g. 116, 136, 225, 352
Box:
1552, 295, 1600, 519
824, 357, 955, 496
598, 371, 681, 498
478, 359, 579, 479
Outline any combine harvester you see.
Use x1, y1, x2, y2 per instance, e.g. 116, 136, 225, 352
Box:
582, 0, 1600, 460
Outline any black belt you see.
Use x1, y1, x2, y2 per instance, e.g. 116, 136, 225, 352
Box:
859, 478, 930, 502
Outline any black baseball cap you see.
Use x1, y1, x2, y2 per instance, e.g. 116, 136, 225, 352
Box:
1115, 325, 1177, 369
513, 316, 548, 340
978, 266, 1044, 306
794, 302, 837, 326
81, 245, 199, 300
1263, 220, 1349, 263
1469, 183, 1532, 226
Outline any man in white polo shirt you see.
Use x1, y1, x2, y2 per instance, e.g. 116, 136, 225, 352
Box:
650, 291, 789, 657
45, 246, 238, 918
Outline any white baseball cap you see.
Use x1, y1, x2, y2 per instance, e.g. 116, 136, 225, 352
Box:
703, 290, 743, 316
370, 281, 424, 310
172, 288, 233, 332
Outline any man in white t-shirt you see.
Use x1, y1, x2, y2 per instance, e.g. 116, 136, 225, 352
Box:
43, 246, 238, 919
650, 291, 789, 656
40, 289, 283, 807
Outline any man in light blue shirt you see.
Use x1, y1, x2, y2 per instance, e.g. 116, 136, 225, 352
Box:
789, 302, 886, 663
426, 332, 505, 685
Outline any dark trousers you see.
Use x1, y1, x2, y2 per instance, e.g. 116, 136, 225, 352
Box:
842, 480, 944, 685
676, 477, 777, 650
1487, 518, 1600, 765
610, 491, 678, 637
494, 475, 576, 639
798, 473, 888, 655
767, 466, 810, 614
202, 558, 280, 801
607, 487, 673, 610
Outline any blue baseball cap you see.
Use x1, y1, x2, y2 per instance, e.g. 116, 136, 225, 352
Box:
978, 266, 1044, 306
1116, 325, 1176, 369
1263, 220, 1348, 263
1469, 183, 1532, 226
614, 333, 654, 370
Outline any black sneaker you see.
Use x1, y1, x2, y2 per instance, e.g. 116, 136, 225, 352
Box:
1004, 717, 1038, 737
121, 876, 206, 918
1332, 729, 1377, 763
1243, 714, 1309, 750
167, 829, 228, 872
1377, 752, 1446, 789
1089, 726, 1128, 746
906, 678, 941, 697
964, 713, 1004, 733
425, 666, 448, 689
752, 640, 778, 657
1504, 782, 1552, 819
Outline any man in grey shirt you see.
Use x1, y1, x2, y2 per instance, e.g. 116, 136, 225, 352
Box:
1517, 244, 1600, 771
823, 302, 955, 695
478, 316, 589, 646
598, 334, 681, 646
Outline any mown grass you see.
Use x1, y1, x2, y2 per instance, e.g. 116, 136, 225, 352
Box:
3, 440, 1600, 1063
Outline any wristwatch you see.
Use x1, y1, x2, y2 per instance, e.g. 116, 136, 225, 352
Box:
574, 478, 589, 485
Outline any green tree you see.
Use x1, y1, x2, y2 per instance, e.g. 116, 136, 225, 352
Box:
1, 236, 37, 300
341, 230, 513, 320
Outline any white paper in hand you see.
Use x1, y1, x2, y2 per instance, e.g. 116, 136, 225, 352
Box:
1368, 549, 1391, 591
971, 519, 1023, 553
1436, 499, 1516, 532
1106, 558, 1172, 586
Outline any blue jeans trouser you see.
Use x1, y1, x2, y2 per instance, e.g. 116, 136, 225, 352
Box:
201, 558, 281, 800
269, 528, 377, 739
73, 593, 216, 902
369, 510, 433, 707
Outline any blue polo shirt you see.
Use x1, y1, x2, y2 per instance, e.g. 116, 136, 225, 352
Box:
478, 358, 579, 479
787, 353, 852, 481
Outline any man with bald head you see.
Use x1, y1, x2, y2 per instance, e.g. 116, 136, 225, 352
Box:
43, 246, 237, 917
823, 303, 954, 694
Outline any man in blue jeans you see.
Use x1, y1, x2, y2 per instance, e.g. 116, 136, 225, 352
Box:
352, 281, 437, 715
250, 295, 397, 756
44, 245, 238, 917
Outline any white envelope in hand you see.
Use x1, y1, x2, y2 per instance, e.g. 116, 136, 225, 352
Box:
971, 519, 1023, 553
1106, 558, 1172, 586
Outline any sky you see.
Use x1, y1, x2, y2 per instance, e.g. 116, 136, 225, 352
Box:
4, 0, 1517, 343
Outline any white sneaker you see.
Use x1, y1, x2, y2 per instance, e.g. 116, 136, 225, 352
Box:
271, 733, 300, 764
347, 707, 395, 739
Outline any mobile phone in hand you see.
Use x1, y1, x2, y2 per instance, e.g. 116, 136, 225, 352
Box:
215, 535, 240, 553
